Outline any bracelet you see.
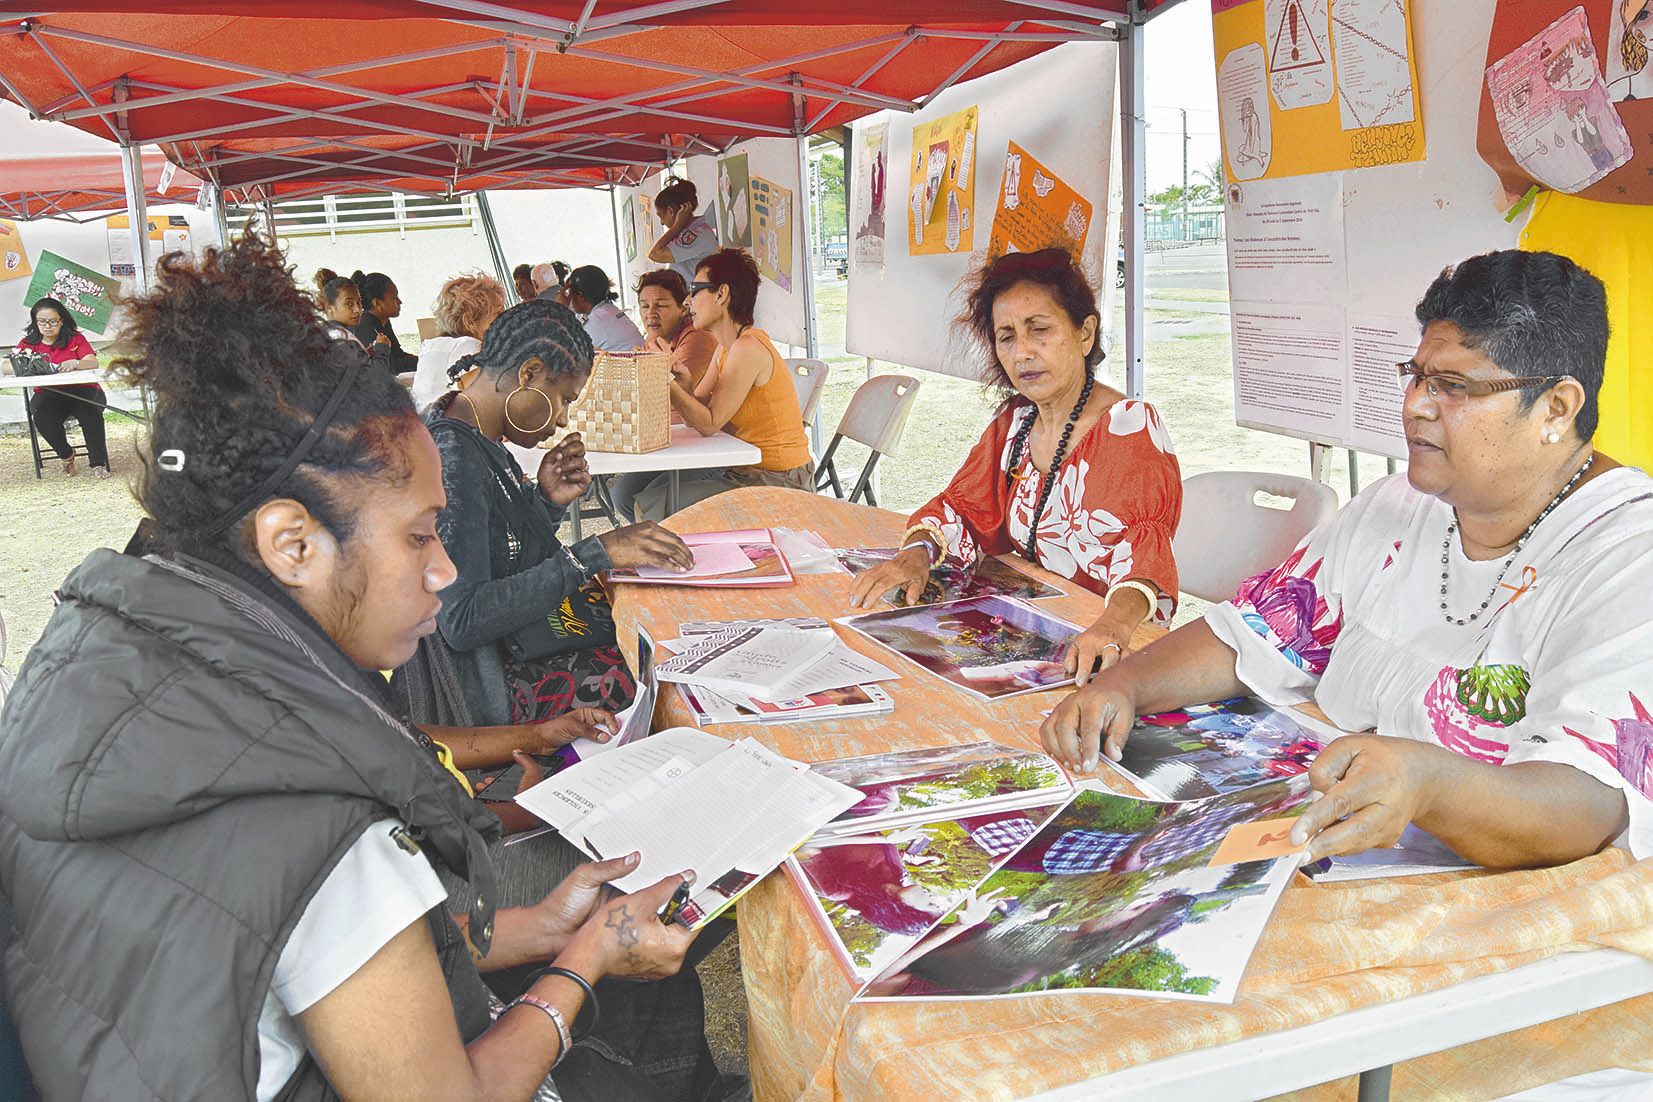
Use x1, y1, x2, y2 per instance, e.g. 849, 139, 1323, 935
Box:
509, 994, 572, 1068
1106, 579, 1159, 615
540, 965, 600, 1040
900, 523, 946, 567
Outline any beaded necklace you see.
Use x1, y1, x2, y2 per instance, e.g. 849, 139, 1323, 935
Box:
1004, 371, 1096, 563
1439, 453, 1594, 626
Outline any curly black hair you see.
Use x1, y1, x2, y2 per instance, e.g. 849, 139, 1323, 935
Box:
114, 234, 418, 557
446, 297, 594, 390
960, 248, 1103, 398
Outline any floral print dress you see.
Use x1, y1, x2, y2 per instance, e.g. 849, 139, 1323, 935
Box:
1206, 470, 1653, 856
907, 398, 1183, 623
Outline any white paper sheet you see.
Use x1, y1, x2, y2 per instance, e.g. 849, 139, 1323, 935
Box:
656, 625, 838, 701
1331, 0, 1417, 129
567, 627, 656, 759
1345, 312, 1418, 458
1265, 0, 1333, 109
515, 727, 727, 833
1219, 42, 1273, 180
1224, 174, 1345, 306
1230, 302, 1349, 441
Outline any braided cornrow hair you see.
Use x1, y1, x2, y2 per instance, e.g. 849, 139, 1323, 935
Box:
445, 297, 594, 389
113, 234, 419, 557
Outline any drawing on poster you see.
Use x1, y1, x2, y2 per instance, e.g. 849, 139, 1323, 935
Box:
987, 141, 1093, 262
718, 153, 753, 248
909, 105, 979, 256
0, 220, 31, 283
1331, 0, 1417, 129
1605, 0, 1653, 102
1265, 0, 1332, 108
1220, 44, 1274, 180
1486, 7, 1634, 194
749, 175, 794, 292
623, 197, 638, 261
853, 121, 889, 272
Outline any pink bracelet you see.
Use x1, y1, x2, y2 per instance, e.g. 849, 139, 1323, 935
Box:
510, 993, 572, 1067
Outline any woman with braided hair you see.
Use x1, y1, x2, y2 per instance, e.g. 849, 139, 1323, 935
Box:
401, 297, 693, 732
848, 248, 1182, 685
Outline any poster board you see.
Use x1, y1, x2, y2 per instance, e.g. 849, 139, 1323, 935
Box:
846, 42, 1118, 381
1220, 0, 1521, 459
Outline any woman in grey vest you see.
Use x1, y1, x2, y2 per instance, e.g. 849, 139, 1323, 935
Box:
0, 234, 704, 1101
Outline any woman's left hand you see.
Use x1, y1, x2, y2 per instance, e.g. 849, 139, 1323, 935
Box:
1065, 614, 1135, 687
531, 851, 646, 945
537, 433, 591, 506
1289, 736, 1435, 861
528, 707, 618, 752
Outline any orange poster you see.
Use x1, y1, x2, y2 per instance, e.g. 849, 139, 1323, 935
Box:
986, 141, 1093, 262
0, 220, 31, 283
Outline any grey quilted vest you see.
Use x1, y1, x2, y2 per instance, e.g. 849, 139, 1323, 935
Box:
0, 549, 503, 1101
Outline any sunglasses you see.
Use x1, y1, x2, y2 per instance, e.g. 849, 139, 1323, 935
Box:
688, 280, 719, 295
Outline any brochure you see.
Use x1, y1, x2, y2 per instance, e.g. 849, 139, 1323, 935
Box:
1106, 697, 1326, 801
835, 547, 1062, 606
607, 528, 794, 587
662, 618, 899, 703
857, 776, 1315, 1004
839, 595, 1078, 700
515, 728, 862, 929
655, 624, 838, 702
810, 741, 1074, 837
677, 681, 895, 726
789, 802, 1065, 981
1306, 824, 1476, 882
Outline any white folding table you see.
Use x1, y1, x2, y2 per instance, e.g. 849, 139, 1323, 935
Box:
0, 368, 146, 478
511, 425, 762, 538
1025, 947, 1653, 1102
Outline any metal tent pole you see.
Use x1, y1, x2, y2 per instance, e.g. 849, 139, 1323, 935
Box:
117, 143, 152, 293
212, 183, 231, 247
1119, 5, 1148, 401
609, 185, 628, 310
474, 191, 516, 303
794, 134, 820, 360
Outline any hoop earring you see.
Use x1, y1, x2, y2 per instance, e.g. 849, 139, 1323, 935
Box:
504, 383, 555, 435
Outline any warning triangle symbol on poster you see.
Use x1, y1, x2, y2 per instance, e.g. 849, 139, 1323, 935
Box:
1268, 0, 1325, 74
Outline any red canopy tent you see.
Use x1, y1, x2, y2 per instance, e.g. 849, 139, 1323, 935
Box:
0, 150, 204, 221
0, 0, 1181, 384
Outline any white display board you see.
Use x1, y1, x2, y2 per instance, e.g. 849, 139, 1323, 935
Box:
844, 42, 1118, 381
1223, 0, 1520, 459
619, 135, 809, 349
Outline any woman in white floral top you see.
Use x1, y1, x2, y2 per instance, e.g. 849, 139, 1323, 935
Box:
1044, 249, 1653, 872
849, 249, 1182, 685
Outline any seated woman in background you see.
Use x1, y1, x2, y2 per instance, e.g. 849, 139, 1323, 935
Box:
313, 268, 395, 369
411, 272, 506, 411
512, 262, 537, 302
0, 234, 704, 1101
849, 248, 1181, 684
350, 269, 418, 373
607, 269, 721, 522
1043, 249, 1653, 872
628, 249, 813, 521
13, 295, 109, 478
563, 264, 643, 352
647, 176, 718, 284
399, 298, 692, 730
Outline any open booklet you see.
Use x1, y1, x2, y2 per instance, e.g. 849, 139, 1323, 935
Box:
515, 727, 862, 929
1112, 699, 1477, 879
657, 617, 898, 704
607, 528, 795, 587
839, 595, 1078, 701
848, 777, 1316, 1004
834, 548, 1062, 607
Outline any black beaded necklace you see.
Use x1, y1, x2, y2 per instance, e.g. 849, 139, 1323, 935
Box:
1004, 371, 1096, 563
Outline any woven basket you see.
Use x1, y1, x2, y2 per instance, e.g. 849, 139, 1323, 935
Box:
562, 349, 672, 454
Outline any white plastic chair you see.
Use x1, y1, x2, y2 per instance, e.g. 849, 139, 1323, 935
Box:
784, 357, 830, 424
1171, 472, 1339, 603
814, 373, 921, 506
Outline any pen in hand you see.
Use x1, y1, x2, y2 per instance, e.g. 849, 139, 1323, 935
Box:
658, 879, 693, 926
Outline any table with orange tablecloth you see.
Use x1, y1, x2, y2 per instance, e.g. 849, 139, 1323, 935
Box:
611, 488, 1653, 1101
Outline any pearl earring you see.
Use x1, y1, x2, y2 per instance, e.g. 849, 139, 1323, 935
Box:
1544, 430, 1561, 444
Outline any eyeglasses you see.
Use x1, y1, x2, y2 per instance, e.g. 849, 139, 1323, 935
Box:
1395, 361, 1563, 402
688, 280, 718, 296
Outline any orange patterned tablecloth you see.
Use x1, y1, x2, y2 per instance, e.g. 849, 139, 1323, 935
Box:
611, 488, 1653, 1101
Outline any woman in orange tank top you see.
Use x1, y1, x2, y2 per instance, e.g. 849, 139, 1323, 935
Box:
624, 248, 814, 520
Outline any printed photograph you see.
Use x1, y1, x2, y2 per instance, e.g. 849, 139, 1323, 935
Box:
834, 548, 1062, 606
812, 741, 1070, 832
1112, 697, 1325, 800
841, 595, 1078, 700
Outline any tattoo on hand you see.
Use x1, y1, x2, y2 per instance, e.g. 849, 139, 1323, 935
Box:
606, 903, 644, 966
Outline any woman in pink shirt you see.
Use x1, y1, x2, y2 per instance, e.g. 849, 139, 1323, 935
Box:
15, 297, 108, 477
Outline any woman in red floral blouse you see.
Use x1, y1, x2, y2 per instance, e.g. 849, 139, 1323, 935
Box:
849, 248, 1182, 683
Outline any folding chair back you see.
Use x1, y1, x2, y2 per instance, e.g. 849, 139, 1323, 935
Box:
814, 373, 921, 506
784, 358, 831, 423
1171, 471, 1339, 603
